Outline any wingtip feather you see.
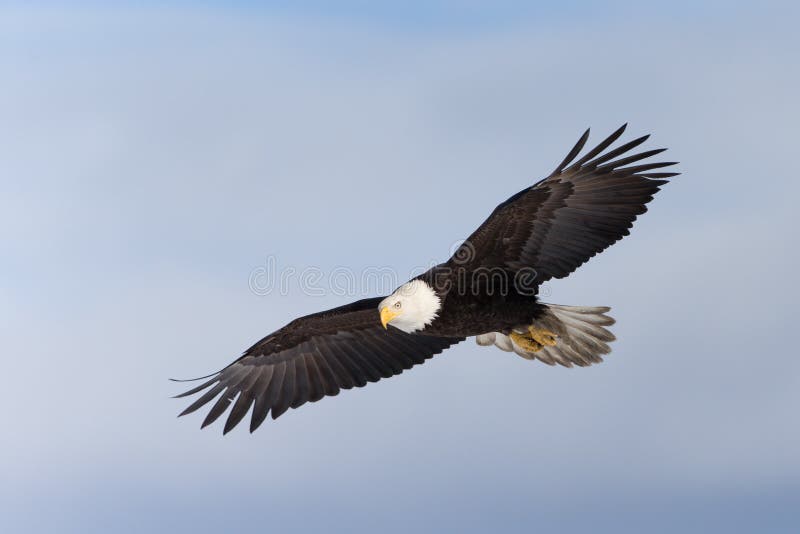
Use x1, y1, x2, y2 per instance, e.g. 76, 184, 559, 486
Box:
553, 127, 591, 175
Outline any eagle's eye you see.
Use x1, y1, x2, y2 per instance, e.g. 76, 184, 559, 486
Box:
394, 301, 402, 309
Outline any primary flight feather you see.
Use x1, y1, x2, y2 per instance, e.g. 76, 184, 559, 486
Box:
175, 124, 678, 433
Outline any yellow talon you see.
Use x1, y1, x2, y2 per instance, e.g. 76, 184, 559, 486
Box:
528, 326, 558, 347
509, 331, 544, 353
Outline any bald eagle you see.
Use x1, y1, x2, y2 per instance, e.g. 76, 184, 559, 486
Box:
175, 124, 678, 433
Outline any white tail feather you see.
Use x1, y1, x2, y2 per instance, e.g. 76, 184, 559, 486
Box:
475, 304, 616, 367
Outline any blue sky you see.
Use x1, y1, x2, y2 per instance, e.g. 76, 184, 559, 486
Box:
1, 2, 799, 533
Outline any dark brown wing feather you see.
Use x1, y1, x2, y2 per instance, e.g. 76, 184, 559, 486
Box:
449, 124, 678, 283
175, 297, 463, 433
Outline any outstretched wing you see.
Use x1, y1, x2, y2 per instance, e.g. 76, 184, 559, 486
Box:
449, 124, 678, 283
175, 297, 463, 434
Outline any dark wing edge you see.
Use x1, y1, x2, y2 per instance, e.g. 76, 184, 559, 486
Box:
174, 306, 463, 434
449, 124, 679, 282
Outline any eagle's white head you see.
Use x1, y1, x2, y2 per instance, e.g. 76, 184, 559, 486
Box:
378, 279, 441, 333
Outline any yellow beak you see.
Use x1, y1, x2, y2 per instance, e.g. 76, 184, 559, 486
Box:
380, 307, 400, 329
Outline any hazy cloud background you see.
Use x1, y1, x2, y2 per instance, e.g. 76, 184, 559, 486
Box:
1, 2, 799, 532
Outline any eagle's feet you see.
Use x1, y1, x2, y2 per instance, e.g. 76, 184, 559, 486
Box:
528, 326, 558, 347
509, 327, 558, 353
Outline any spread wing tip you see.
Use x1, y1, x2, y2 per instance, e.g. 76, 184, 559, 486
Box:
173, 375, 220, 399
551, 124, 679, 180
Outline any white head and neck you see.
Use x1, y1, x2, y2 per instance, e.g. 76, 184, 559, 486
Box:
378, 279, 441, 333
